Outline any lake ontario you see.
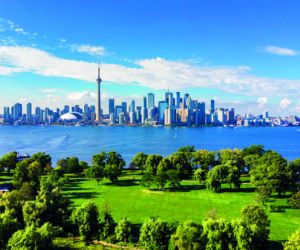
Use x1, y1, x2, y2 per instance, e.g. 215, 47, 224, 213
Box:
0, 126, 299, 165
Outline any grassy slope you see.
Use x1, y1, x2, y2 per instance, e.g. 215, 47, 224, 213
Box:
63, 173, 300, 242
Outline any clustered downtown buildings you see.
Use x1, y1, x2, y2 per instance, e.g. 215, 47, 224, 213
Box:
1, 66, 299, 127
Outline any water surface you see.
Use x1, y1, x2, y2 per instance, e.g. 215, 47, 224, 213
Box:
0, 126, 299, 165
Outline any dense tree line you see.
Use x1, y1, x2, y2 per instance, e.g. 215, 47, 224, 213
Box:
131, 145, 300, 199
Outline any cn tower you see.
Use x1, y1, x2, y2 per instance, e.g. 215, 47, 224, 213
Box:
96, 62, 102, 124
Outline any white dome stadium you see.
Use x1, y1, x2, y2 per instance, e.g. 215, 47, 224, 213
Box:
59, 112, 83, 122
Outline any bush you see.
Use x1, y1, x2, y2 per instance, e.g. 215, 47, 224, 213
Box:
139, 217, 171, 250
283, 229, 300, 250
7, 222, 61, 250
287, 191, 300, 209
115, 218, 133, 243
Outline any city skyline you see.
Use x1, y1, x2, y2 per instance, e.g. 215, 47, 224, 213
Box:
1, 1, 300, 115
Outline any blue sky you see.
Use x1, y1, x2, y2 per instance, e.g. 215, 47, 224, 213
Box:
0, 0, 300, 115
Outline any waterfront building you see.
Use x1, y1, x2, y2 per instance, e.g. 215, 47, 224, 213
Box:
118, 112, 125, 125
26, 103, 32, 124
148, 93, 155, 110
115, 105, 123, 117
109, 99, 115, 115
183, 93, 189, 109
129, 111, 136, 124
3, 107, 10, 122
164, 107, 176, 125
210, 99, 215, 114
121, 102, 127, 114
217, 109, 226, 124
226, 108, 235, 125
13, 103, 22, 121
158, 101, 168, 123
177, 108, 191, 125
129, 100, 135, 113
176, 92, 180, 108
109, 113, 115, 125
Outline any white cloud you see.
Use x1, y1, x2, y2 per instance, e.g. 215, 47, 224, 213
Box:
67, 91, 96, 101
39, 88, 60, 94
264, 45, 298, 56
14, 27, 28, 35
0, 46, 300, 99
73, 44, 105, 56
0, 17, 29, 35
279, 98, 292, 109
257, 97, 268, 107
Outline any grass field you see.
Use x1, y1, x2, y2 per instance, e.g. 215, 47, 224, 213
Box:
62, 172, 300, 243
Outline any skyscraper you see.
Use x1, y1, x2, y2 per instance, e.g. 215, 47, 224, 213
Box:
129, 100, 135, 113
183, 93, 189, 108
96, 62, 102, 124
26, 103, 32, 124
143, 96, 147, 109
13, 103, 22, 121
108, 99, 115, 114
210, 100, 215, 114
148, 93, 155, 110
176, 92, 180, 108
121, 102, 127, 114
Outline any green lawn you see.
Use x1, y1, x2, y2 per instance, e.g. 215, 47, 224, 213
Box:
62, 172, 300, 243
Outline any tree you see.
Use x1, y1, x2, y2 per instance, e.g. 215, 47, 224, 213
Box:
0, 188, 32, 227
193, 150, 216, 170
242, 145, 265, 172
243, 145, 265, 157
289, 158, 300, 192
283, 229, 300, 250
225, 161, 241, 189
154, 172, 168, 191
177, 146, 195, 161
169, 152, 192, 179
23, 176, 71, 228
71, 202, 100, 243
156, 158, 173, 175
104, 151, 125, 183
206, 164, 228, 192
13, 159, 30, 189
166, 169, 181, 189
0, 151, 17, 173
202, 218, 236, 250
141, 172, 154, 189
0, 211, 20, 248
99, 204, 116, 241
89, 151, 107, 185
250, 151, 291, 197
28, 160, 42, 192
232, 219, 256, 250
240, 204, 270, 249
145, 155, 163, 175
115, 218, 133, 243
193, 168, 207, 184
30, 152, 52, 174
132, 152, 148, 173
219, 148, 244, 172
7, 222, 61, 250
178, 146, 195, 153
170, 220, 204, 250
57, 157, 83, 174
139, 217, 171, 250
256, 186, 272, 206
287, 191, 300, 209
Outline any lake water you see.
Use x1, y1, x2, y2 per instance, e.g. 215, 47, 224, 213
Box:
0, 126, 299, 165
